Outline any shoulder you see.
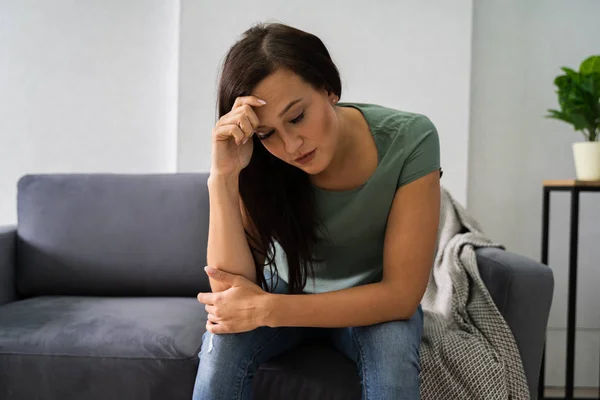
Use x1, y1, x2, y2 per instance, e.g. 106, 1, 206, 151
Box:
351, 103, 440, 187
338, 102, 440, 169
339, 102, 436, 142
372, 105, 436, 144
373, 106, 437, 155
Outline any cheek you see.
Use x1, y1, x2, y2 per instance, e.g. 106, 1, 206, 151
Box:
260, 138, 290, 162
261, 141, 283, 159
309, 107, 336, 143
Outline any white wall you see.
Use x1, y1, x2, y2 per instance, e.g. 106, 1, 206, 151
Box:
0, 0, 180, 224
177, 0, 473, 206
469, 0, 600, 388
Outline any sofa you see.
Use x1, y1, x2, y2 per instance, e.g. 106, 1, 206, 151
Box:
0, 173, 554, 400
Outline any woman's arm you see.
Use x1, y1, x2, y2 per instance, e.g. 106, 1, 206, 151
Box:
198, 170, 440, 333
207, 173, 262, 292
264, 170, 440, 327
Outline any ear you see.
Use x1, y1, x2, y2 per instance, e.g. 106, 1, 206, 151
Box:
326, 90, 339, 105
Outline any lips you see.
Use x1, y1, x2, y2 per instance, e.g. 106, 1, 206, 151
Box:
295, 149, 316, 164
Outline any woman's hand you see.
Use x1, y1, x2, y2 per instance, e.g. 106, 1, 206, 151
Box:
197, 266, 272, 334
211, 96, 266, 177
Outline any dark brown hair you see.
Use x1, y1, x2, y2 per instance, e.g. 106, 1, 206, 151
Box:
216, 22, 341, 293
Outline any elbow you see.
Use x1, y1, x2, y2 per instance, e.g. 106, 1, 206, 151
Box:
397, 303, 420, 320
388, 302, 420, 321
207, 266, 259, 292
388, 298, 419, 320
208, 277, 229, 293
384, 284, 422, 320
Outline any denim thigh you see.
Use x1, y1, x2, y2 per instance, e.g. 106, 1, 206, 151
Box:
328, 306, 424, 400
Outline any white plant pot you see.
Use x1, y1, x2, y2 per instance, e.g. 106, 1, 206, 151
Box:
572, 141, 600, 180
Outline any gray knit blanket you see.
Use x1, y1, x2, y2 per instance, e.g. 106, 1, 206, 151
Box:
419, 187, 529, 399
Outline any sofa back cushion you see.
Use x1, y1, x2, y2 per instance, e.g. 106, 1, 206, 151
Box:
16, 173, 211, 296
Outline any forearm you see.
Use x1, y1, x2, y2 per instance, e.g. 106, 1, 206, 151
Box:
264, 282, 418, 328
207, 173, 256, 292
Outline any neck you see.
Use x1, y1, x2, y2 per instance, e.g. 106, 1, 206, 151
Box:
312, 106, 359, 185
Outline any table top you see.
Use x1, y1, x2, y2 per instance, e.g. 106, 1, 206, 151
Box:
543, 179, 600, 187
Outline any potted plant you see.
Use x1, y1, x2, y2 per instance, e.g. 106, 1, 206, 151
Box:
547, 55, 600, 180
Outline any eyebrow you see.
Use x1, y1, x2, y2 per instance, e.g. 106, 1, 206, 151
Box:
256, 98, 303, 129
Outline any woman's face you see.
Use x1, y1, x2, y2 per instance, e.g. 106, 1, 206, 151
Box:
251, 68, 340, 175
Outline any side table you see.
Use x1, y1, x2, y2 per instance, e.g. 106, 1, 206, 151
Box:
538, 179, 600, 400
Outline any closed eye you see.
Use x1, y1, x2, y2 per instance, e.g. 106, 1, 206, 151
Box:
290, 111, 305, 124
256, 131, 274, 140
256, 111, 305, 141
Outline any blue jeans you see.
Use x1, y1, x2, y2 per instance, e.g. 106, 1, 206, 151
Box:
192, 277, 423, 400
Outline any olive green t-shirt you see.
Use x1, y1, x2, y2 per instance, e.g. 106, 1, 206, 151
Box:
272, 102, 442, 293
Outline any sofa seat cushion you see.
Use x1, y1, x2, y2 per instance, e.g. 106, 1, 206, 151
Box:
0, 296, 363, 399
0, 296, 205, 400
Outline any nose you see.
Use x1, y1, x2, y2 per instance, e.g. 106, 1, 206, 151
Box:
280, 131, 303, 155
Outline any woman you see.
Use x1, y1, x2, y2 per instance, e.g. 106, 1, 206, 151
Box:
193, 22, 442, 400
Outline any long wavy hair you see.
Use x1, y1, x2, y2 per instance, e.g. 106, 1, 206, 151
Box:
216, 22, 341, 294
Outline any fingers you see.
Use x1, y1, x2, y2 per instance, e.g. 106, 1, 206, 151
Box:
205, 305, 224, 331
222, 104, 261, 129
212, 124, 246, 145
240, 114, 257, 144
237, 116, 254, 144
238, 105, 260, 129
205, 304, 217, 315
215, 107, 259, 145
207, 312, 219, 324
216, 108, 258, 131
206, 320, 226, 334
197, 292, 217, 305
204, 266, 234, 283
232, 96, 266, 110
213, 97, 265, 145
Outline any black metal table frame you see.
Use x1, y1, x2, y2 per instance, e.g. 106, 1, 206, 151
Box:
538, 184, 600, 400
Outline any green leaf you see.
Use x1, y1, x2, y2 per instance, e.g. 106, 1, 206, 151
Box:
579, 74, 596, 95
580, 55, 600, 74
571, 111, 592, 130
561, 67, 580, 81
546, 109, 573, 124
549, 58, 600, 135
588, 72, 600, 97
547, 109, 590, 131
554, 75, 572, 93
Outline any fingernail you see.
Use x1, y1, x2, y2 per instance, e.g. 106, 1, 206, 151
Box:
243, 137, 249, 145
258, 99, 266, 105
205, 266, 215, 274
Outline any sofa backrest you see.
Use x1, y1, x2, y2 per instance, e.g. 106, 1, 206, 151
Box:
16, 173, 211, 297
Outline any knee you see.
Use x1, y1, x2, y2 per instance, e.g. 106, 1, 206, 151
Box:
195, 332, 256, 391
199, 331, 247, 362
193, 332, 250, 398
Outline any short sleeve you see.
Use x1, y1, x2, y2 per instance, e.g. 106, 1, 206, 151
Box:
397, 114, 441, 188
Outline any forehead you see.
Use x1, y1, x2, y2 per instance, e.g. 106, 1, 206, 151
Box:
252, 69, 313, 106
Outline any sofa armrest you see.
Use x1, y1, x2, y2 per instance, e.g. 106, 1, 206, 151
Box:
0, 225, 17, 306
475, 247, 554, 400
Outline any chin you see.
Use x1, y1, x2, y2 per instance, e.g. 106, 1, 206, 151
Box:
296, 156, 328, 175
299, 165, 323, 175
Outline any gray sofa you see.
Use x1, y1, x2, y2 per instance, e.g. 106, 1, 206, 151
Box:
0, 173, 554, 400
